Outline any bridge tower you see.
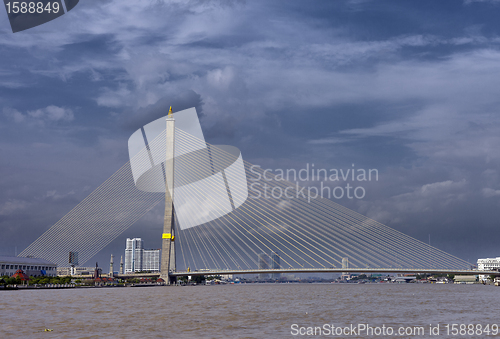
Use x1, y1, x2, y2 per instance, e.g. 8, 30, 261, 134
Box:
160, 106, 176, 284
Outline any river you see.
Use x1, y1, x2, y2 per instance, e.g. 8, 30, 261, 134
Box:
1, 283, 499, 338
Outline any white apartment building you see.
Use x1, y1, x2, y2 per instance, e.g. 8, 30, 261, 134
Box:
125, 238, 143, 273
124, 238, 160, 273
142, 249, 160, 272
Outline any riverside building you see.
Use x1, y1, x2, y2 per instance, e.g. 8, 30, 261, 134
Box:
477, 257, 500, 280
57, 266, 100, 276
142, 249, 160, 272
0, 256, 57, 277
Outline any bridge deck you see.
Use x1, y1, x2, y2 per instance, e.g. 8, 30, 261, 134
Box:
170, 268, 497, 277
67, 268, 498, 279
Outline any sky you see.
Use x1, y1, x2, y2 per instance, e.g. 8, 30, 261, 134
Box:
1, 0, 500, 268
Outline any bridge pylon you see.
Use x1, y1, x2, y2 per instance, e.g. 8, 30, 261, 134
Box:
160, 106, 176, 285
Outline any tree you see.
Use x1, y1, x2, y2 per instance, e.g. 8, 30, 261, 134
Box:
351, 274, 367, 281
191, 275, 206, 284
6, 277, 21, 285
60, 276, 72, 284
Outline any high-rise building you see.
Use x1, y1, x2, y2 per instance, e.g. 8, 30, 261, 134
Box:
124, 238, 160, 273
342, 257, 349, 271
341, 257, 350, 280
143, 249, 161, 272
125, 238, 143, 273
258, 253, 270, 280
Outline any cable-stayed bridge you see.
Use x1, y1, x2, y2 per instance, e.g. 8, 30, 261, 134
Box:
78, 267, 491, 281
19, 108, 488, 280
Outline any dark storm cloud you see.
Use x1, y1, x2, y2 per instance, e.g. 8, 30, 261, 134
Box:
120, 90, 204, 132
1, 0, 500, 265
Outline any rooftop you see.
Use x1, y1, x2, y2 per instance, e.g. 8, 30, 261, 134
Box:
0, 256, 56, 266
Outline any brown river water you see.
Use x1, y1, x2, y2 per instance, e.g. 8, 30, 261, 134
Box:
1, 283, 499, 338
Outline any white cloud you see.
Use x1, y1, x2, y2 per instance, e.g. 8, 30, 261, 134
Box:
0, 70, 27, 89
4, 105, 74, 123
482, 188, 500, 198
387, 180, 468, 211
418, 180, 466, 197
307, 137, 350, 145
27, 106, 74, 122
3, 107, 26, 123
207, 66, 236, 91
45, 190, 76, 200
353, 179, 470, 233
96, 85, 134, 107
0, 199, 28, 216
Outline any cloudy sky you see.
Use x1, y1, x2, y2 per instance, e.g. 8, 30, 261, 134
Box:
1, 0, 500, 267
